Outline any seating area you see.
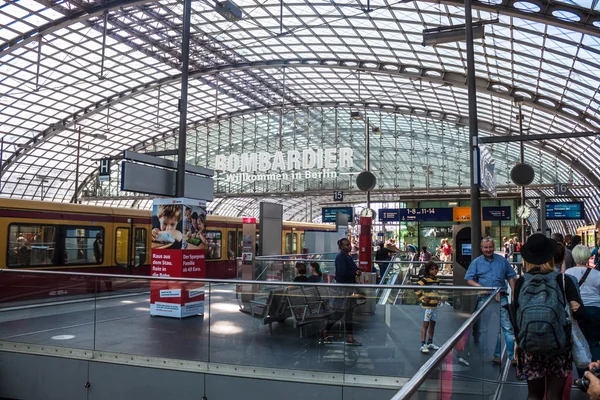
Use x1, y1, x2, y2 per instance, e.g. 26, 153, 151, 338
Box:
239, 285, 341, 337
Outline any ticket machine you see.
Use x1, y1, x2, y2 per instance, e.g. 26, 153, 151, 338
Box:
452, 225, 473, 312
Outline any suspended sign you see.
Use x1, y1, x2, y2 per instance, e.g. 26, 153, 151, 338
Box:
479, 144, 496, 197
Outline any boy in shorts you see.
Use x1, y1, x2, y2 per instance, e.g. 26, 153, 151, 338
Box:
415, 261, 441, 354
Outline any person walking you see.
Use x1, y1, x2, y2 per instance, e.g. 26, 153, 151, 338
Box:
566, 245, 600, 379
465, 238, 517, 365
514, 234, 587, 400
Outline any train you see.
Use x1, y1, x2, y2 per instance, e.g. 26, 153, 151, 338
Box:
0, 198, 336, 301
576, 224, 598, 248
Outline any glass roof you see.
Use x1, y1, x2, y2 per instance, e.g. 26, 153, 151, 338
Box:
2, 0, 600, 228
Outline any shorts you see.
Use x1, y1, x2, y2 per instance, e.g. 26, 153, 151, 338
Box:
422, 308, 438, 322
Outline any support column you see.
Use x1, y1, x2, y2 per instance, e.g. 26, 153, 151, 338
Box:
465, 0, 481, 259
176, 0, 192, 197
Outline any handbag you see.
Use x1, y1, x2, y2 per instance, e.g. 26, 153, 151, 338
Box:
562, 275, 592, 369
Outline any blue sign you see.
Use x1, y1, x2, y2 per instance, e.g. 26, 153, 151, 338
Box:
399, 208, 453, 222
482, 206, 511, 221
379, 208, 400, 222
546, 202, 585, 220
322, 207, 354, 223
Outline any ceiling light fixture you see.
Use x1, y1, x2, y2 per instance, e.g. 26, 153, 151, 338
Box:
350, 111, 363, 121
421, 19, 497, 46
214, 0, 242, 22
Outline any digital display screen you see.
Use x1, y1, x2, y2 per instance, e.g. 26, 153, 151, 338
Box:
462, 243, 472, 256
322, 207, 354, 223
482, 206, 512, 221
546, 202, 584, 220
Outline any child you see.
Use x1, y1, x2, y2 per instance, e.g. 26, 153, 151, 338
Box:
152, 205, 183, 248
415, 261, 441, 354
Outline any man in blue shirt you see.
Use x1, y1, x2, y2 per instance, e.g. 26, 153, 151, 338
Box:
465, 238, 516, 365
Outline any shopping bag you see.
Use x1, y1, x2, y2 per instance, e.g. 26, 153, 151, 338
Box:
570, 318, 592, 369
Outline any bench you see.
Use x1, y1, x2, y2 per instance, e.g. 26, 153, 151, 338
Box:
239, 288, 289, 333
285, 286, 334, 337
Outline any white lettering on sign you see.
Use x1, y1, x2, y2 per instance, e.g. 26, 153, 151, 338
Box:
214, 147, 353, 174
224, 170, 338, 183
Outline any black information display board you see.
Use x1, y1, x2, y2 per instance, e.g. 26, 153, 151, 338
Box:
322, 207, 354, 223
546, 202, 584, 220
482, 206, 512, 221
379, 209, 400, 222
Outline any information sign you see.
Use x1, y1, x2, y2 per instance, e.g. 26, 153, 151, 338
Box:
333, 191, 344, 202
322, 207, 353, 223
546, 202, 584, 220
482, 206, 512, 221
399, 208, 453, 222
453, 207, 471, 222
554, 183, 569, 196
379, 208, 400, 222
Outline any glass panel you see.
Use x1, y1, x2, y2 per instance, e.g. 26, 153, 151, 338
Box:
0, 271, 99, 350
64, 226, 104, 265
206, 230, 222, 259
115, 228, 130, 268
7, 224, 56, 267
237, 231, 243, 257
402, 295, 502, 399
300, 233, 305, 252
228, 231, 236, 260
134, 228, 147, 267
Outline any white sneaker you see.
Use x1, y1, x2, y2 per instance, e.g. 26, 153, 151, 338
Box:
428, 343, 440, 350
420, 344, 430, 354
457, 356, 470, 366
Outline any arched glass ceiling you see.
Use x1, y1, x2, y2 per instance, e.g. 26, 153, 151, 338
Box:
1, 0, 600, 227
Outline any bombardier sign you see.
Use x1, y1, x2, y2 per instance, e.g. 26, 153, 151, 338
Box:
214, 147, 354, 182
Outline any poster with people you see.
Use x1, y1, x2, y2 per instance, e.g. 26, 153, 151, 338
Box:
150, 198, 207, 318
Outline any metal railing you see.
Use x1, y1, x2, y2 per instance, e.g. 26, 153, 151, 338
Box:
390, 287, 501, 399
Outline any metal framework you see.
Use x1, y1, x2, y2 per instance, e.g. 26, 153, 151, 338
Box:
2, 0, 600, 228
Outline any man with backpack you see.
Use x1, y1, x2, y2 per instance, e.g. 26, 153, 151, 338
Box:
465, 238, 517, 365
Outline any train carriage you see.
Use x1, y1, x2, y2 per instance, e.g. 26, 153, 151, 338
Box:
0, 199, 336, 281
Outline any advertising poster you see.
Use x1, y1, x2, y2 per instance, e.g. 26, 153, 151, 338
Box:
150, 198, 206, 318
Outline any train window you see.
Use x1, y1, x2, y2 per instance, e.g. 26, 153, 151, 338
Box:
238, 231, 243, 257
7, 224, 56, 267
134, 228, 147, 267
206, 231, 222, 259
64, 227, 105, 265
115, 228, 130, 268
300, 233, 305, 252
285, 233, 292, 254
293, 233, 298, 254
227, 231, 236, 260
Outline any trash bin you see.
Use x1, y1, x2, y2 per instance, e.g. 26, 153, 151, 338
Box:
354, 272, 377, 315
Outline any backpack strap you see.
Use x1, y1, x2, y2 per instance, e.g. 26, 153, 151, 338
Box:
578, 268, 593, 288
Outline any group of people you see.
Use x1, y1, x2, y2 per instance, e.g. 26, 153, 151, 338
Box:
465, 234, 600, 400
502, 236, 522, 262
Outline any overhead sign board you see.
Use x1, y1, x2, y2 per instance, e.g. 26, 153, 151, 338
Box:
333, 191, 344, 202
453, 207, 471, 222
482, 206, 512, 221
399, 208, 453, 222
546, 202, 584, 220
322, 207, 353, 223
379, 208, 400, 222
554, 183, 569, 196
479, 144, 496, 197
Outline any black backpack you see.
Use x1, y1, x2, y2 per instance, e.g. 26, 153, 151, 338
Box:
516, 272, 570, 356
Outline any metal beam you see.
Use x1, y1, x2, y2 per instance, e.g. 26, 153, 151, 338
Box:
480, 130, 600, 144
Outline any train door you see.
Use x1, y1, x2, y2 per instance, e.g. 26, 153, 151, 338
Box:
115, 220, 149, 275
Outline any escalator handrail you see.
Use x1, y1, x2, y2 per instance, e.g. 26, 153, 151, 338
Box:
390, 287, 501, 399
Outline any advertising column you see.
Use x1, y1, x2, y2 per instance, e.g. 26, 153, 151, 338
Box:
150, 198, 207, 318
358, 216, 373, 273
